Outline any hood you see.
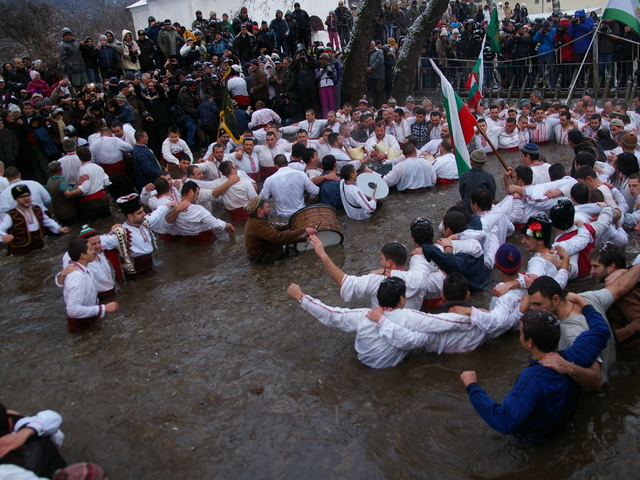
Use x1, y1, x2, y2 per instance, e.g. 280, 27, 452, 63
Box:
285, 10, 293, 16
62, 27, 73, 37
559, 18, 570, 27
276, 9, 282, 14
575, 9, 586, 18
122, 29, 133, 40
105, 30, 116, 38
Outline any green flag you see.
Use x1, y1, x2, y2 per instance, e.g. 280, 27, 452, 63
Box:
487, 7, 502, 54
219, 70, 242, 143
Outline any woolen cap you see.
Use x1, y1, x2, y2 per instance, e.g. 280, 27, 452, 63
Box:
244, 196, 263, 215
520, 142, 539, 155
609, 118, 624, 127
78, 225, 98, 238
494, 243, 522, 274
63, 137, 77, 152
549, 198, 575, 231
116, 193, 143, 215
470, 149, 487, 164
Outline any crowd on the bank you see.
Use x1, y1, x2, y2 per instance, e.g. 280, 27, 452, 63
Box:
5, 2, 640, 477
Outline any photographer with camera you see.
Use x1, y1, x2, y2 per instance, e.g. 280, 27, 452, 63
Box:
316, 53, 337, 118
597, 19, 620, 87
506, 23, 532, 88
554, 18, 574, 88
533, 21, 557, 88
568, 10, 595, 82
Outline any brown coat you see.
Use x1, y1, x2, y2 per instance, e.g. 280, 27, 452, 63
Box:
244, 216, 306, 263
250, 68, 269, 101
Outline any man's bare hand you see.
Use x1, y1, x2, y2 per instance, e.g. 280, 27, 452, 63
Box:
449, 305, 472, 316
566, 291, 588, 309
105, 302, 119, 313
460, 371, 478, 387
287, 283, 304, 301
77, 174, 89, 186
0, 429, 34, 458
539, 352, 573, 374
145, 183, 155, 192
225, 223, 236, 235
541, 251, 562, 268
309, 234, 325, 255
366, 306, 384, 323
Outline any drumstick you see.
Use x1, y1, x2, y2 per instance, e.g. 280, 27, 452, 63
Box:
372, 184, 377, 199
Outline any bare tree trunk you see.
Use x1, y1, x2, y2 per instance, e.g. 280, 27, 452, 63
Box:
551, 0, 561, 12
341, 0, 380, 104
391, 0, 449, 104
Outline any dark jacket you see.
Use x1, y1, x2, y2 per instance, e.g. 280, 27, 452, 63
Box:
58, 39, 86, 74
133, 143, 161, 191
80, 43, 98, 69
177, 86, 199, 117
93, 45, 120, 71
196, 100, 220, 126
421, 243, 490, 292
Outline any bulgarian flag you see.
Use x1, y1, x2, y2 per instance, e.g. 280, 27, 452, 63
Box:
430, 59, 476, 176
602, 0, 640, 35
466, 36, 486, 108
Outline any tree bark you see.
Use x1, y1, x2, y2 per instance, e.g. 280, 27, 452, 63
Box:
551, 0, 561, 13
391, 0, 449, 105
341, 0, 380, 104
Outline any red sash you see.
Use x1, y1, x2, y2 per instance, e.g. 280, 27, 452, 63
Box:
183, 229, 217, 246
67, 314, 99, 333
127, 253, 153, 277
436, 178, 457, 185
246, 172, 260, 183
502, 146, 519, 151
159, 233, 182, 242
423, 297, 444, 309
101, 161, 127, 177
260, 166, 278, 182
80, 190, 107, 203
233, 94, 251, 106
98, 288, 116, 300
229, 207, 249, 221
557, 224, 596, 278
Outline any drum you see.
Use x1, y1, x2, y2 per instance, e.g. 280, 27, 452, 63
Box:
357, 172, 389, 200
288, 205, 343, 252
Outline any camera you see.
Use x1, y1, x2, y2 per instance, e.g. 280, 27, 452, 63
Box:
325, 63, 335, 75
556, 25, 565, 36
572, 17, 579, 24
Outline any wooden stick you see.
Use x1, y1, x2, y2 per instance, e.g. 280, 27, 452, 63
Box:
477, 128, 509, 171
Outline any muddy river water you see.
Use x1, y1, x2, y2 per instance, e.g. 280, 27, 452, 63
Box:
2, 143, 640, 479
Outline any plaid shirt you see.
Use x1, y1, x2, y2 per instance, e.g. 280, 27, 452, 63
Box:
411, 121, 430, 149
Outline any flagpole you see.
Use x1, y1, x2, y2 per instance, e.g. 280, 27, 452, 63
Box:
477, 128, 509, 171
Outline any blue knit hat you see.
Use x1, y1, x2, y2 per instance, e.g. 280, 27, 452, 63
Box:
520, 143, 539, 155
494, 243, 521, 274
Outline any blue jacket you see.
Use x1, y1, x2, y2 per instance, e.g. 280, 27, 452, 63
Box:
93, 45, 120, 70
421, 243, 490, 292
197, 100, 220, 126
568, 11, 594, 54
319, 175, 343, 210
132, 144, 161, 192
208, 38, 230, 56
533, 28, 557, 57
466, 305, 610, 442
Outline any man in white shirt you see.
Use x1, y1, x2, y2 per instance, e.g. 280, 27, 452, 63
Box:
339, 163, 377, 220
365, 122, 400, 162
431, 139, 458, 183
210, 161, 258, 220
64, 146, 112, 221
384, 143, 436, 191
419, 124, 448, 157
253, 131, 289, 167
520, 142, 551, 185
231, 137, 263, 182
554, 111, 580, 145
59, 138, 82, 186
63, 237, 118, 333
281, 109, 327, 139
327, 132, 370, 170
259, 155, 319, 216
171, 181, 235, 245
388, 108, 415, 145
89, 126, 135, 198
497, 117, 520, 151
473, 119, 499, 154
248, 100, 281, 129
0, 167, 52, 216
529, 106, 560, 143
